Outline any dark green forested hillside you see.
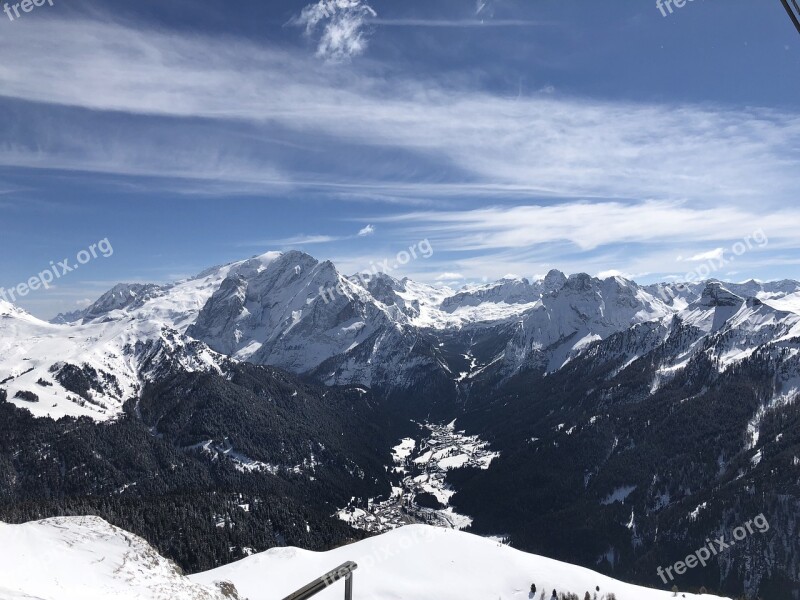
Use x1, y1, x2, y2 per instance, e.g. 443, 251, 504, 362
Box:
0, 363, 395, 573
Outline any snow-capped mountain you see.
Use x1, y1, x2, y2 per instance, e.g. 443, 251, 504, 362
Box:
448, 280, 800, 599
440, 276, 539, 311
0, 515, 714, 600
498, 273, 674, 374
0, 255, 265, 420
643, 279, 800, 310
3, 250, 800, 421
187, 251, 450, 392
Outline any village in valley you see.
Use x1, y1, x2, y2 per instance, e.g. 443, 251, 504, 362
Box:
336, 421, 500, 533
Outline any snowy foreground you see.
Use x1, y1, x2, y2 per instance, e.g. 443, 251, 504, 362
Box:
199, 524, 716, 600
0, 516, 718, 600
0, 517, 231, 600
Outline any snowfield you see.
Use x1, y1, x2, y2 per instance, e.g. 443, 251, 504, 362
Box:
0, 517, 232, 600
194, 524, 717, 600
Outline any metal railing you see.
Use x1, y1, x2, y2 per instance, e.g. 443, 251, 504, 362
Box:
281, 561, 358, 600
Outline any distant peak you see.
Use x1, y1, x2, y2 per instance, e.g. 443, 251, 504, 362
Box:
499, 274, 529, 284
699, 281, 743, 307
251, 250, 283, 265
541, 269, 567, 295
564, 272, 596, 291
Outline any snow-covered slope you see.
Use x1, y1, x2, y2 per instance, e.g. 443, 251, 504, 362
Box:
0, 517, 719, 600
440, 276, 539, 311
0, 255, 265, 420
498, 274, 674, 373
188, 251, 405, 371
188, 252, 457, 391
0, 517, 236, 600
193, 524, 715, 600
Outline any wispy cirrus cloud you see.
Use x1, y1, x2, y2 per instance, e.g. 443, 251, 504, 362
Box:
241, 224, 376, 248
1, 18, 799, 207
681, 248, 726, 262
293, 0, 377, 62
372, 18, 545, 28
364, 200, 800, 282
436, 272, 464, 280
241, 234, 340, 247
377, 201, 800, 252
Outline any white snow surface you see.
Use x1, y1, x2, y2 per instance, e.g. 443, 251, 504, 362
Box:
193, 524, 717, 600
0, 517, 720, 600
0, 517, 232, 600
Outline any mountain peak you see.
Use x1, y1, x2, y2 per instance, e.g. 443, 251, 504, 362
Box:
564, 272, 596, 292
82, 283, 166, 322
541, 269, 567, 295
440, 276, 538, 312
699, 281, 744, 307
499, 274, 530, 284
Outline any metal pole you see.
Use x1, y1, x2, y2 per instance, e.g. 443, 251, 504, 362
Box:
344, 573, 353, 600
780, 0, 800, 35
282, 562, 358, 600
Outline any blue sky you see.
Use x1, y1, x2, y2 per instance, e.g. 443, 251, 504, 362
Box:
2, 0, 800, 318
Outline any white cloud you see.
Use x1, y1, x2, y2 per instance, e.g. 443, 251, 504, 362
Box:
357, 224, 375, 236
436, 272, 464, 280
0, 16, 799, 288
253, 234, 340, 246
378, 201, 799, 252
597, 269, 633, 280
682, 248, 725, 262
363, 201, 800, 284
294, 0, 377, 62
372, 18, 544, 27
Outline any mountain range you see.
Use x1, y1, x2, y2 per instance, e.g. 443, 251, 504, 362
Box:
4, 249, 800, 421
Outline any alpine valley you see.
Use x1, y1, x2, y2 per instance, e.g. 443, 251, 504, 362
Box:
3, 250, 800, 598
